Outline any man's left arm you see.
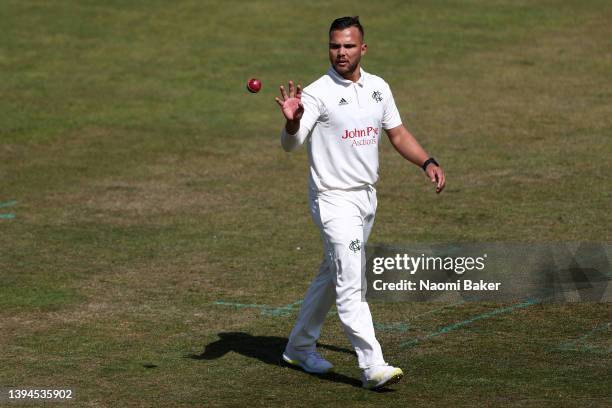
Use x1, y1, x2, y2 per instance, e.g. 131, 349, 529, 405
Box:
385, 125, 446, 194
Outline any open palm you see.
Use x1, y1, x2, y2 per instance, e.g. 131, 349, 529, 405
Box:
275, 80, 304, 122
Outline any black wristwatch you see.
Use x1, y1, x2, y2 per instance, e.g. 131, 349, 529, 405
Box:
421, 157, 439, 172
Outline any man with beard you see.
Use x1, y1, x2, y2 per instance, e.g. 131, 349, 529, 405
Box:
275, 16, 445, 389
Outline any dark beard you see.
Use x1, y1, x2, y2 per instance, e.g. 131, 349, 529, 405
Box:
333, 61, 358, 79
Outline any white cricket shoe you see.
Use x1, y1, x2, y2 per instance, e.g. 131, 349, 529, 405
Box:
362, 365, 404, 389
282, 348, 333, 374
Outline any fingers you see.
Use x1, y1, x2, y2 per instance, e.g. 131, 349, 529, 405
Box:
435, 169, 446, 193
428, 167, 437, 183
279, 85, 289, 101
296, 84, 302, 100
426, 167, 446, 193
279, 81, 302, 100
274, 97, 284, 108
288, 80, 295, 98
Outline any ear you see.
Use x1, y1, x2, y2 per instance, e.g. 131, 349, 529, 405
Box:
361, 43, 367, 56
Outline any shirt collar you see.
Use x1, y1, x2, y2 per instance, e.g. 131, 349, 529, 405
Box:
328, 66, 366, 87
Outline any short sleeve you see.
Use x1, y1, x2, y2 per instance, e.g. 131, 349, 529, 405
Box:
382, 85, 402, 130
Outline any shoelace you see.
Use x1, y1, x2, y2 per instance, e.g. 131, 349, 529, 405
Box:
306, 351, 326, 361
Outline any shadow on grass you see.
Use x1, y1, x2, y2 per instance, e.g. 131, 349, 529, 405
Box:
187, 332, 396, 391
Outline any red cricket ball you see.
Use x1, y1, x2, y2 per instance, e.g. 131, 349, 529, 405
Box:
247, 78, 262, 93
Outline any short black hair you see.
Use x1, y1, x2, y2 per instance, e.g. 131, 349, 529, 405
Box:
329, 16, 364, 39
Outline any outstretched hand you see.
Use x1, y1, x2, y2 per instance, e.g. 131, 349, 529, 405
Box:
275, 80, 304, 122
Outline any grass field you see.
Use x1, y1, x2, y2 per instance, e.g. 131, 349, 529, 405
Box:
1, 1, 611, 406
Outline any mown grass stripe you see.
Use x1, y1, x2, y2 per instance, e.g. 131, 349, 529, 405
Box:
0, 200, 18, 208
557, 321, 611, 354
214, 300, 304, 316
400, 298, 541, 348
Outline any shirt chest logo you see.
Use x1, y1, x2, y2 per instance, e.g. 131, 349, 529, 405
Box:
343, 127, 379, 139
372, 90, 383, 103
338, 98, 349, 106
341, 126, 379, 148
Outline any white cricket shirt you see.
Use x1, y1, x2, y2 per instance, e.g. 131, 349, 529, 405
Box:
281, 66, 402, 192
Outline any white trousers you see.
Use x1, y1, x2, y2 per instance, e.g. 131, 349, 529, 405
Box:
286, 186, 386, 369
